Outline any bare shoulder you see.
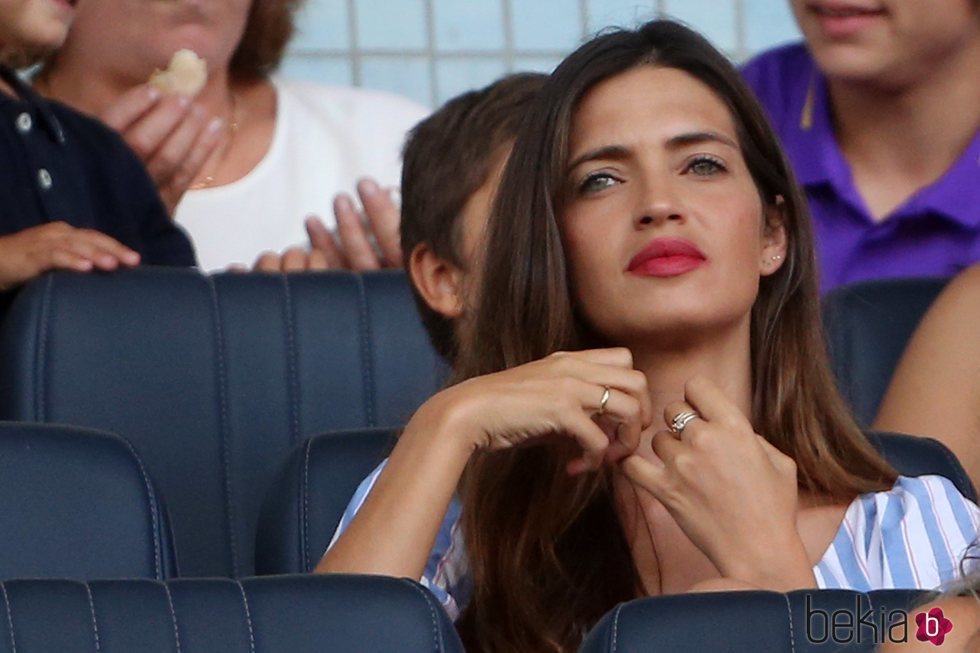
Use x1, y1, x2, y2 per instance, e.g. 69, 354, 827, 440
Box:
874, 265, 980, 486
875, 263, 980, 417
932, 265, 980, 323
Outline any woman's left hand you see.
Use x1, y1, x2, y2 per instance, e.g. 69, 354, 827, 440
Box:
620, 375, 816, 591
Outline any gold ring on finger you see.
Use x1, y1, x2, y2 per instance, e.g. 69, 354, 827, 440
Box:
598, 386, 611, 416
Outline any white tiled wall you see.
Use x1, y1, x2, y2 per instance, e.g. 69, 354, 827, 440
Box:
282, 0, 802, 107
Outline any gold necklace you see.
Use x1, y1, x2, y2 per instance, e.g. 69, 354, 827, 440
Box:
189, 90, 241, 190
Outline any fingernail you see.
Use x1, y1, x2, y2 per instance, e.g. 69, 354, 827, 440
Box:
177, 95, 191, 109
146, 87, 161, 102
387, 186, 401, 208
359, 178, 379, 196
335, 195, 354, 212
191, 104, 206, 119
124, 251, 140, 265
206, 117, 225, 133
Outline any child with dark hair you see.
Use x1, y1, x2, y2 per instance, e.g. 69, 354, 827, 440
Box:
0, 0, 195, 309
399, 72, 547, 364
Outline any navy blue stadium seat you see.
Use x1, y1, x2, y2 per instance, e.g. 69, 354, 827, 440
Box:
256, 429, 976, 575
0, 269, 444, 577
580, 589, 928, 652
870, 432, 976, 502
0, 575, 464, 653
0, 422, 176, 580
255, 428, 395, 574
823, 277, 949, 426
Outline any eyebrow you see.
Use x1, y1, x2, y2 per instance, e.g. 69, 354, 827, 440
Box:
566, 130, 740, 173
667, 130, 739, 151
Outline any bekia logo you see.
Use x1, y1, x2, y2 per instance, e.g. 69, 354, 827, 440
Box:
806, 595, 955, 646
915, 607, 953, 646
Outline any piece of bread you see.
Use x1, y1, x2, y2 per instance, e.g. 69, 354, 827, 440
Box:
148, 49, 207, 97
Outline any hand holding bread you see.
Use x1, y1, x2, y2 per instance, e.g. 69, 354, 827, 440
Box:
100, 49, 224, 215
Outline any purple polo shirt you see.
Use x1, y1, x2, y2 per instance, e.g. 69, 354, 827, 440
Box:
741, 43, 980, 294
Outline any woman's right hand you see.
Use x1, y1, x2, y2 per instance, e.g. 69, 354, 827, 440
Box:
318, 347, 651, 580
101, 85, 225, 215
430, 348, 653, 474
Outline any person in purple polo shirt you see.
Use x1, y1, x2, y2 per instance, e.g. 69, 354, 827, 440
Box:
742, 0, 980, 294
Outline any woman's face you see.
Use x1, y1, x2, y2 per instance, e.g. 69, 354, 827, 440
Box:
561, 65, 786, 347
56, 0, 251, 79
0, 0, 75, 56
789, 0, 980, 88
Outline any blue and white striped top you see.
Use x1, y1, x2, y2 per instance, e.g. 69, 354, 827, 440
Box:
329, 465, 980, 620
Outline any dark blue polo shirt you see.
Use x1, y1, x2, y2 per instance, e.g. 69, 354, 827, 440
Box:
0, 66, 196, 266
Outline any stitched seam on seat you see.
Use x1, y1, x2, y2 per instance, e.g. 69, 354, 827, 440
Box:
783, 594, 796, 653
84, 583, 102, 653
932, 438, 973, 497
162, 583, 182, 653
610, 604, 623, 653
301, 438, 313, 572
1, 582, 17, 653
119, 437, 163, 579
401, 580, 442, 652
207, 276, 239, 576
356, 275, 375, 427
235, 581, 256, 653
281, 276, 301, 445
35, 273, 54, 421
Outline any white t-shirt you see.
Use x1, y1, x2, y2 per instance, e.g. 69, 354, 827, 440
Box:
175, 77, 430, 271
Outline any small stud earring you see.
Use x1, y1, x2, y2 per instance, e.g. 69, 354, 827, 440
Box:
770, 255, 782, 262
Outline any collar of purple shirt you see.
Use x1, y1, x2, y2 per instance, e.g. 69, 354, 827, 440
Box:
778, 50, 980, 230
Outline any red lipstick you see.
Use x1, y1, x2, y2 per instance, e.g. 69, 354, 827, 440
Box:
627, 238, 706, 278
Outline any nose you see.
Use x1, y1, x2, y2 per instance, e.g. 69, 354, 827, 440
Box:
634, 178, 684, 228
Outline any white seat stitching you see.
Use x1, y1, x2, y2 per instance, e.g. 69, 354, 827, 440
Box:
162, 583, 183, 653
235, 580, 256, 653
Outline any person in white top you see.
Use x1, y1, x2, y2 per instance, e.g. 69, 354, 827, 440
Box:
173, 78, 427, 271
34, 0, 429, 271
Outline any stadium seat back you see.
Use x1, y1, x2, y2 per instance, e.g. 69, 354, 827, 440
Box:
0, 575, 463, 653
580, 589, 928, 653
0, 422, 175, 580
0, 269, 443, 577
869, 431, 976, 501
823, 277, 948, 425
255, 428, 395, 574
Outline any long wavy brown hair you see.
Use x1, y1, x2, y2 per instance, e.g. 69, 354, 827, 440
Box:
452, 20, 897, 653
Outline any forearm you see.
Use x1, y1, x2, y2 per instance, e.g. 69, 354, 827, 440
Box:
719, 534, 816, 592
314, 395, 476, 580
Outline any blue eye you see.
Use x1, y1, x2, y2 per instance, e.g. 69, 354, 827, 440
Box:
578, 172, 618, 194
686, 156, 727, 176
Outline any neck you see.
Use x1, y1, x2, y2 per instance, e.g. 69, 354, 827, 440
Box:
827, 44, 980, 182
629, 317, 754, 435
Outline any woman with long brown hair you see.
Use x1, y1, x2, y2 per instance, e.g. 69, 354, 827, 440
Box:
318, 20, 980, 653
